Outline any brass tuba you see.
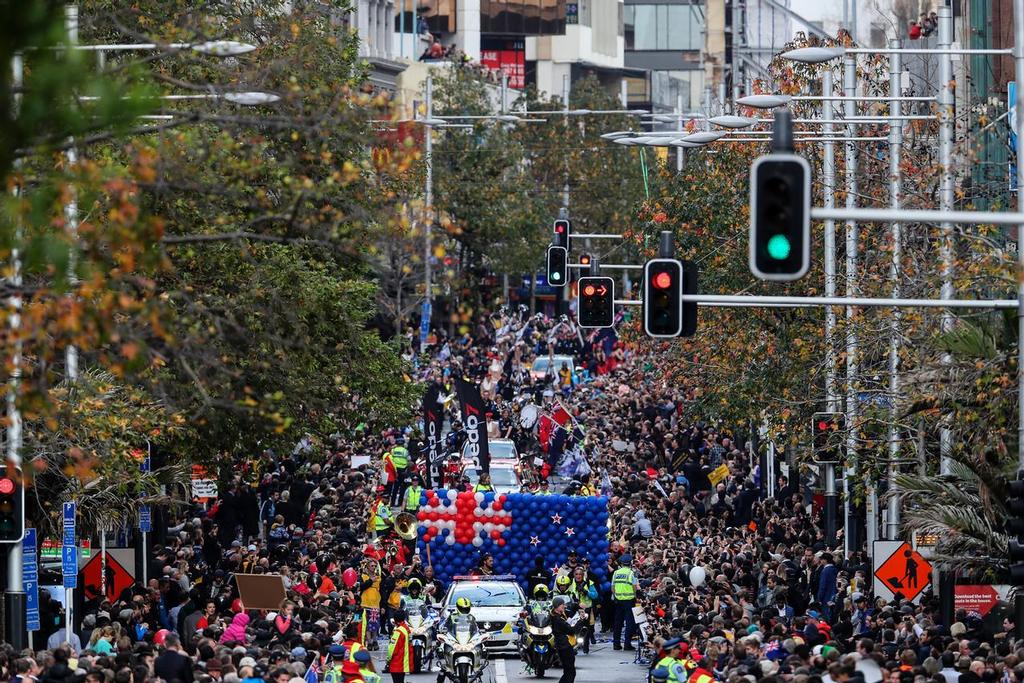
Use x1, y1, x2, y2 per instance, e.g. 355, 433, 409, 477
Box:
394, 512, 417, 540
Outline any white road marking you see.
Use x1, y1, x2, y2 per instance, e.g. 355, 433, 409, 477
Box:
495, 657, 508, 683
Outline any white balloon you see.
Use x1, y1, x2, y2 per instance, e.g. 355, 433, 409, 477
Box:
484, 508, 495, 517
472, 537, 484, 547
447, 490, 458, 501
473, 522, 484, 531
474, 492, 485, 504
445, 535, 456, 545
689, 566, 707, 588
496, 524, 506, 532
484, 523, 495, 533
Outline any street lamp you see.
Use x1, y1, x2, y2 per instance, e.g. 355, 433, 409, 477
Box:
678, 131, 726, 144
708, 115, 757, 129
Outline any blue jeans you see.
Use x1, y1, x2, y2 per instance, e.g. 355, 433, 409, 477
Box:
612, 601, 636, 647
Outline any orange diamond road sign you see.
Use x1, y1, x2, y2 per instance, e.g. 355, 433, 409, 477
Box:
81, 551, 135, 603
874, 541, 931, 603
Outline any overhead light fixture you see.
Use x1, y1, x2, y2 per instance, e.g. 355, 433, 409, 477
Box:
678, 131, 726, 144
735, 94, 793, 109
781, 46, 846, 64
222, 91, 281, 105
191, 40, 258, 56
708, 115, 757, 129
601, 131, 634, 140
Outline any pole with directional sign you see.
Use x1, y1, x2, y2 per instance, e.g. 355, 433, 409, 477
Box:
61, 502, 76, 645
139, 451, 151, 585
23, 528, 38, 650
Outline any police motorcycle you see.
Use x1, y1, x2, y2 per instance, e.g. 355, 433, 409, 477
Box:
403, 580, 438, 673
518, 586, 557, 678
436, 598, 489, 683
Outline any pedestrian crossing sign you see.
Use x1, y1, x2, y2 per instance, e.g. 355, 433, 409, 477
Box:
873, 541, 932, 603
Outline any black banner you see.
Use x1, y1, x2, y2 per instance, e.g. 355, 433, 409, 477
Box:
455, 377, 490, 473
422, 383, 445, 488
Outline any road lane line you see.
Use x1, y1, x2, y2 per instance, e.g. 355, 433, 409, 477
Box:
495, 657, 507, 683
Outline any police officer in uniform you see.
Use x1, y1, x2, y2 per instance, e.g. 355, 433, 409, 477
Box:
611, 554, 639, 650
653, 637, 688, 683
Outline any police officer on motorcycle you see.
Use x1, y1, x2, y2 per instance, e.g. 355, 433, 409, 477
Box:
436, 598, 477, 683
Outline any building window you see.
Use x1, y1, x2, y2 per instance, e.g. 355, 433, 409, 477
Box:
624, 4, 702, 51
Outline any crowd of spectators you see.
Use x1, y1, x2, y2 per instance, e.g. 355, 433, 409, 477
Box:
7, 306, 1021, 683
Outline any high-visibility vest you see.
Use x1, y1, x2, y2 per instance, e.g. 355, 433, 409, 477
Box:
390, 446, 409, 469
577, 581, 595, 608
388, 624, 412, 672
690, 668, 715, 683
372, 501, 391, 531
404, 486, 423, 512
656, 657, 682, 683
473, 483, 494, 493
342, 639, 363, 662
360, 669, 380, 683
612, 567, 636, 600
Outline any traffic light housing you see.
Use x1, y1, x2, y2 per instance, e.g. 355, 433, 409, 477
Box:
811, 412, 845, 463
577, 276, 614, 328
578, 253, 592, 268
681, 259, 697, 337
0, 466, 24, 543
643, 258, 683, 338
750, 153, 811, 281
1008, 471, 1024, 584
547, 245, 568, 287
553, 219, 571, 249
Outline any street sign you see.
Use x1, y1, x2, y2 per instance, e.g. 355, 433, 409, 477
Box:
23, 528, 39, 631
81, 550, 135, 603
62, 501, 75, 548
872, 540, 932, 603
191, 465, 218, 503
139, 505, 152, 533
61, 545, 78, 589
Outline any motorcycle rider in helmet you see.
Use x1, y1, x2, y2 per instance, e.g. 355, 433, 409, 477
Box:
437, 597, 479, 683
527, 584, 553, 617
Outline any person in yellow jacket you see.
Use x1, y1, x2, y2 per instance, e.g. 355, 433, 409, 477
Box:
353, 650, 380, 683
359, 557, 382, 649
403, 477, 424, 514
387, 438, 410, 507
653, 637, 688, 683
473, 473, 495, 493
369, 487, 392, 539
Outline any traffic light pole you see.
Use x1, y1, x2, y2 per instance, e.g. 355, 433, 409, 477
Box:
4, 53, 25, 653
886, 40, 903, 541
938, 3, 955, 478
615, 295, 1018, 310
843, 53, 859, 561
1015, 0, 1024, 472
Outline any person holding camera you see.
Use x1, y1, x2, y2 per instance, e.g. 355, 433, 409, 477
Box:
551, 596, 578, 683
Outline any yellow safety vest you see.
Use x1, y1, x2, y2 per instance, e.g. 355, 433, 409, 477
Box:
390, 446, 409, 469
612, 567, 636, 601
656, 656, 683, 683
372, 501, 391, 531
404, 486, 423, 512
388, 624, 412, 671
360, 669, 380, 683
473, 483, 494, 493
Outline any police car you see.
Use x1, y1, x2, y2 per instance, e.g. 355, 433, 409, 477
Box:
440, 576, 526, 655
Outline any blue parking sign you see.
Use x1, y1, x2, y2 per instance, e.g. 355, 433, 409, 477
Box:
23, 529, 39, 631
61, 545, 77, 589
139, 505, 152, 533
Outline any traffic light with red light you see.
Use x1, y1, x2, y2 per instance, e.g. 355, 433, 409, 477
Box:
553, 219, 571, 249
0, 467, 24, 543
643, 259, 683, 337
547, 245, 568, 287
811, 412, 845, 463
750, 153, 811, 281
577, 276, 614, 328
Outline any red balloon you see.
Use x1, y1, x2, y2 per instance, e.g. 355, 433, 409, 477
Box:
497, 538, 506, 547
417, 511, 427, 521
490, 530, 501, 540
493, 501, 503, 511
497, 494, 507, 504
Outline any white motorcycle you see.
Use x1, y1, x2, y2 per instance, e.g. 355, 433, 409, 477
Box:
436, 618, 490, 683
406, 603, 438, 673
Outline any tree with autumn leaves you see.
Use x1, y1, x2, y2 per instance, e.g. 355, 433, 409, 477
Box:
1, 0, 423, 535
635, 31, 1019, 571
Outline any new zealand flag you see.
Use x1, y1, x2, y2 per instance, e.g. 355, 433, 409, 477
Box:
414, 489, 611, 591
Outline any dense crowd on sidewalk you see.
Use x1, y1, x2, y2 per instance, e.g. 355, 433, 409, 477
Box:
7, 307, 1022, 683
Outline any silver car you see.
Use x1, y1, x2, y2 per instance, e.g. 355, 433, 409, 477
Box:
440, 577, 526, 655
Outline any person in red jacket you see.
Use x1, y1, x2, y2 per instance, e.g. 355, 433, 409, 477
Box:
387, 609, 413, 683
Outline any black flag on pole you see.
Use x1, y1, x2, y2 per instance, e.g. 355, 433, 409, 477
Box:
455, 378, 490, 473
422, 383, 445, 487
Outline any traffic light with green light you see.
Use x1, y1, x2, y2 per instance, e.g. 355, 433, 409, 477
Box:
547, 245, 568, 287
750, 153, 811, 281
0, 467, 24, 543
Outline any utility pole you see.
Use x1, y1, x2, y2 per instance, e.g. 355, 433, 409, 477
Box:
421, 73, 433, 353
822, 66, 838, 549
886, 39, 903, 540
938, 2, 955, 476
843, 53, 858, 560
